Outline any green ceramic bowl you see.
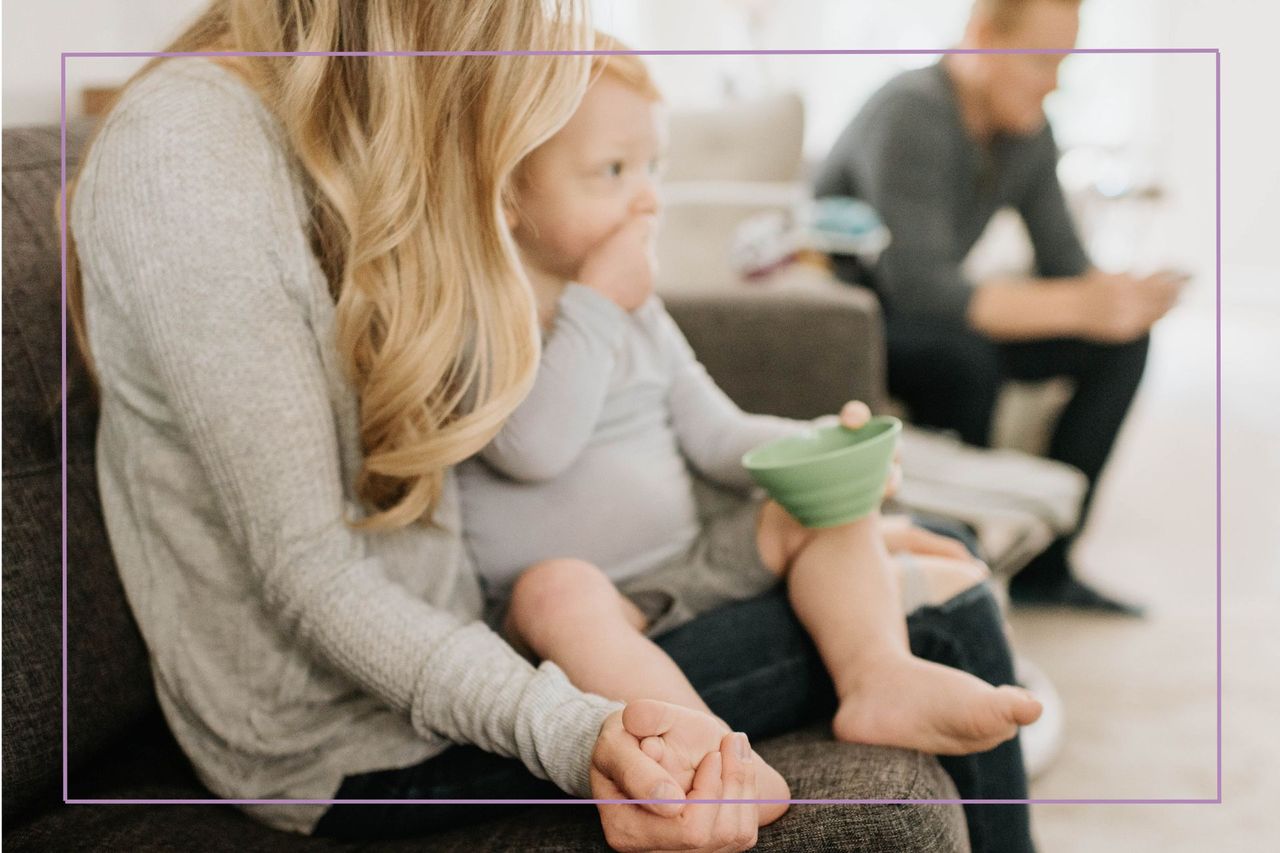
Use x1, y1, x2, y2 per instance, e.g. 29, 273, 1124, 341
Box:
742, 415, 901, 528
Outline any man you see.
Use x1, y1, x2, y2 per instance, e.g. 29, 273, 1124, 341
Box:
814, 0, 1182, 614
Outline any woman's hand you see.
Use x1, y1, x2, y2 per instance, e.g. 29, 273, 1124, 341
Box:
880, 514, 974, 562
837, 401, 902, 498
882, 515, 991, 607
591, 700, 761, 852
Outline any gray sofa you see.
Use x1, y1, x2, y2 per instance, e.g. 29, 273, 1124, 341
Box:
2, 122, 968, 852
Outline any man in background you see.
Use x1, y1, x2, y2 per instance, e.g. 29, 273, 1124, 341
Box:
815, 0, 1183, 613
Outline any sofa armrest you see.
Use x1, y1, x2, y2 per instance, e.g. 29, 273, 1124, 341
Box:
664, 281, 887, 420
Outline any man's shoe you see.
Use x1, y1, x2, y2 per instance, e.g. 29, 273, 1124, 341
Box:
1014, 655, 1065, 780
1008, 574, 1146, 617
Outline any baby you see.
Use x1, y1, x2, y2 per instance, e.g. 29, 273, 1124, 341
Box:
458, 36, 1041, 819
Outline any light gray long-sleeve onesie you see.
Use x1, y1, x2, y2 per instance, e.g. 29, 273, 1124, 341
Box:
458, 285, 805, 598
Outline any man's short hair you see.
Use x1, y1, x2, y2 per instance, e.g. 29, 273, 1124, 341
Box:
973, 0, 1082, 33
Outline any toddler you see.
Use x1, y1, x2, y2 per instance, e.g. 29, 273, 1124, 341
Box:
458, 37, 1041, 818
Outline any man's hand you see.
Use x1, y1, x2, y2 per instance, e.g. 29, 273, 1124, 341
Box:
1076, 269, 1181, 343
968, 269, 1183, 342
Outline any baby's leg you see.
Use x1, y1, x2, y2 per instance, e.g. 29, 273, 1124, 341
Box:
756, 504, 1041, 755
505, 558, 790, 821
506, 558, 705, 711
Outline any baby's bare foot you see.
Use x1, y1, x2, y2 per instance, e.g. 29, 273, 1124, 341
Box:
754, 755, 791, 826
832, 655, 1042, 755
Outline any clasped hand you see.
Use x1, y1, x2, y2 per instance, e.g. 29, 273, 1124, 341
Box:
591, 700, 764, 852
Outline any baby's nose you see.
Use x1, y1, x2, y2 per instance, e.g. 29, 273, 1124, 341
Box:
632, 181, 660, 215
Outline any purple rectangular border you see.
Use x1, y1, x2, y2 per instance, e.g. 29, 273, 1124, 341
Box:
60, 46, 1223, 808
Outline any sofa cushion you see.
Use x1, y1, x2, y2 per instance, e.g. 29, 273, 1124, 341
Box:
665, 92, 805, 183
657, 92, 808, 289
666, 285, 886, 417
2, 121, 158, 823
2, 121, 964, 851
6, 717, 964, 852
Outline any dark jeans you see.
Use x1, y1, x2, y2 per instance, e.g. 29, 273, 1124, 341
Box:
886, 318, 1149, 585
316, 525, 1033, 852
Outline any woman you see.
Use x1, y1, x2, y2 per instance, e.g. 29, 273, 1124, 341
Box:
68, 2, 1034, 851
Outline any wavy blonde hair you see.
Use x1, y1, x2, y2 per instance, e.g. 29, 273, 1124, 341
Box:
589, 32, 661, 100
67, 0, 592, 530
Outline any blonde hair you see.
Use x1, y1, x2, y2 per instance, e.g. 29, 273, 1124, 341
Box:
509, 31, 658, 197
67, 1, 592, 531
972, 0, 1082, 32
590, 32, 661, 101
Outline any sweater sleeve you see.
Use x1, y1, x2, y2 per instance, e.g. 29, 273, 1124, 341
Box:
1018, 124, 1092, 278
825, 92, 975, 327
650, 301, 808, 491
479, 284, 629, 481
75, 69, 617, 798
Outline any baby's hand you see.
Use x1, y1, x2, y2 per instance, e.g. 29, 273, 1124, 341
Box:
578, 215, 657, 312
838, 400, 902, 498
838, 400, 872, 429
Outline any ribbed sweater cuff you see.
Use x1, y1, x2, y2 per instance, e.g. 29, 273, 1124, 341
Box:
411, 622, 621, 798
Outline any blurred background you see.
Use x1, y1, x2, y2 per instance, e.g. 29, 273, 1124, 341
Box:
4, 2, 1275, 850
0, 0, 1252, 285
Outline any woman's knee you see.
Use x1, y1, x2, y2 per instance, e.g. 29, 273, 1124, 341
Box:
507, 558, 619, 641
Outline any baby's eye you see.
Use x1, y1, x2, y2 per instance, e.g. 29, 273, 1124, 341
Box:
605, 161, 624, 178
648, 157, 666, 177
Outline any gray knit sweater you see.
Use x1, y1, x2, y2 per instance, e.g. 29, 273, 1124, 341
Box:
71, 59, 619, 834
813, 61, 1090, 328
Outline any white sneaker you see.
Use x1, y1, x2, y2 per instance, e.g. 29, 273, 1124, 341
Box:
1015, 654, 1065, 781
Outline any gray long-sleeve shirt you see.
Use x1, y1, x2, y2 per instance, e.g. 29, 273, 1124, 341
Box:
71, 59, 618, 834
459, 285, 805, 598
813, 61, 1090, 328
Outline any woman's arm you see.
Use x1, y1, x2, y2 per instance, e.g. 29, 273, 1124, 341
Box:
76, 74, 615, 797
479, 284, 626, 481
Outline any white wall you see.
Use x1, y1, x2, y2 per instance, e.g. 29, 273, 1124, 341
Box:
2, 0, 207, 127
1168, 1, 1280, 291
4, 0, 1271, 281
591, 0, 1270, 291
592, 0, 1223, 284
